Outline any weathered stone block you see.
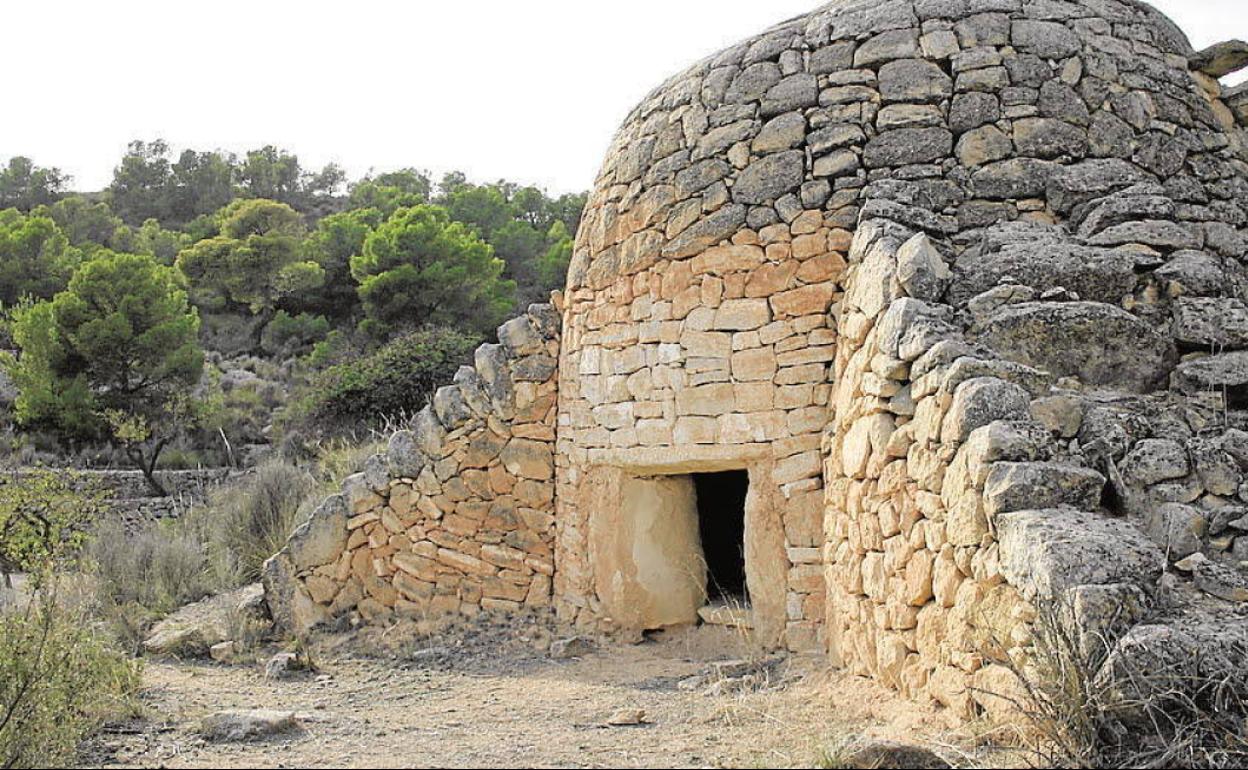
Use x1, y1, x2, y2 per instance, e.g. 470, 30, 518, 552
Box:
983, 462, 1106, 516
998, 508, 1164, 599
976, 302, 1175, 392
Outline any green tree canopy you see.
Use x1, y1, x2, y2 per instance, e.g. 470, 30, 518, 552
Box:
168, 149, 235, 225
350, 205, 514, 335
237, 146, 301, 203
0, 157, 67, 211
130, 218, 191, 264
4, 253, 205, 493
34, 195, 124, 252
440, 183, 514, 242
537, 220, 574, 292
347, 169, 431, 218
0, 210, 80, 306
236, 145, 344, 212
108, 140, 175, 225
0, 469, 107, 586
176, 199, 323, 341
299, 207, 383, 318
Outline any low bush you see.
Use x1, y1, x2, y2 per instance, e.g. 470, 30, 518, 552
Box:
0, 471, 141, 768
182, 460, 317, 586
87, 519, 213, 651
0, 594, 142, 768
260, 310, 330, 358
0, 468, 106, 588
280, 325, 479, 439
89, 460, 316, 651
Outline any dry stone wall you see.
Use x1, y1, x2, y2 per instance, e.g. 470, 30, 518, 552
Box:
265, 0, 1248, 722
554, 186, 845, 650
263, 304, 560, 633
4, 468, 232, 526
551, 0, 1248, 717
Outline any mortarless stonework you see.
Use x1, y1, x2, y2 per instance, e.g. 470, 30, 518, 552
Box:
263, 304, 561, 631
268, 0, 1248, 720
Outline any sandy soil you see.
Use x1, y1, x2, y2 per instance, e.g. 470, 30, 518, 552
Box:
86, 620, 972, 769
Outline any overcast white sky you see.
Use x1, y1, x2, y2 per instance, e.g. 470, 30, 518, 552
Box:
2, 0, 1245, 194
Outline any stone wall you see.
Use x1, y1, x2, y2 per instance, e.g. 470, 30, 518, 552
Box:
263, 0, 1248, 722
554, 204, 844, 650
549, 0, 1248, 716
1, 467, 231, 526
5, 467, 232, 502
263, 304, 560, 633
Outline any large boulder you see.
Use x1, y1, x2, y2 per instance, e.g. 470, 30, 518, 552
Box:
143, 584, 267, 657
282, 494, 349, 572
261, 553, 330, 636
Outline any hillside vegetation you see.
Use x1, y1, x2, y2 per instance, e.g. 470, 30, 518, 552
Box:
0, 148, 585, 486
0, 146, 586, 767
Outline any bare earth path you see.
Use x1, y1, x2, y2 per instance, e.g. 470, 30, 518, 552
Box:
90, 625, 961, 768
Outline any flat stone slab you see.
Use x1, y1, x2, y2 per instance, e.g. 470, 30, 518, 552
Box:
1173, 297, 1248, 349
1173, 351, 1248, 394
983, 462, 1106, 516
950, 241, 1137, 305
1191, 40, 1248, 78
977, 301, 1175, 392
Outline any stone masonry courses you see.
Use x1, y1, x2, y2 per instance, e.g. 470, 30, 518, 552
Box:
266, 0, 1248, 721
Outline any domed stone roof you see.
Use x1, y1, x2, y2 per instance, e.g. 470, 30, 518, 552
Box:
568, 0, 1245, 298
554, 0, 1248, 714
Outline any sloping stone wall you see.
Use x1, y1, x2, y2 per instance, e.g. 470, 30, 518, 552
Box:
4, 467, 232, 526
5, 467, 232, 502
264, 304, 560, 632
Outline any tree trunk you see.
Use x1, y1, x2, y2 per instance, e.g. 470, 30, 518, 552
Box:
250, 306, 277, 353
130, 443, 169, 497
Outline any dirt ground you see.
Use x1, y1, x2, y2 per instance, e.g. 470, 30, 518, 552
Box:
86, 619, 978, 769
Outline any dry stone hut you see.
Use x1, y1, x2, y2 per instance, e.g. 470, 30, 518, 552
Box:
267, 0, 1248, 717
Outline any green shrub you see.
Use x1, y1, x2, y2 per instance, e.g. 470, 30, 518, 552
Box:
281, 325, 479, 438
153, 446, 207, 470
260, 310, 330, 358
0, 596, 141, 768
0, 469, 106, 588
85, 461, 315, 652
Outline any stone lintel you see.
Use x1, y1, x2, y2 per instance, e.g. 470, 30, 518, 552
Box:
588, 444, 771, 475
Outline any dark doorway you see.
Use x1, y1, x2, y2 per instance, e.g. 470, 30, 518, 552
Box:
693, 470, 749, 602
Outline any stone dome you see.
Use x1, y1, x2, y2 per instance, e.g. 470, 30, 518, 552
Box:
555, 0, 1248, 713
268, 0, 1248, 723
